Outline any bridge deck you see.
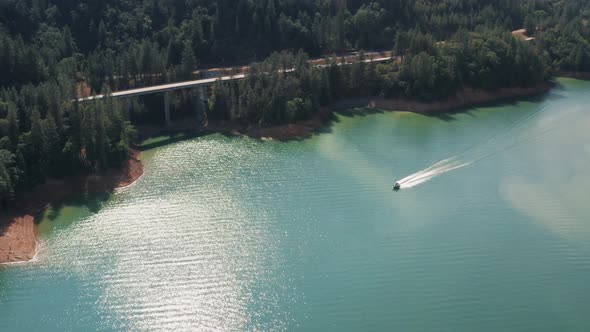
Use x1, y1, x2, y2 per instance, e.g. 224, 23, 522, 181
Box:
78, 56, 393, 102
79, 74, 246, 101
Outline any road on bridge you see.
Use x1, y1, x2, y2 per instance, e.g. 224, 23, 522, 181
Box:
78, 53, 394, 102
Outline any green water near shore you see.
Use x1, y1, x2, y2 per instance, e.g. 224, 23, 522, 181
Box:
1, 78, 590, 331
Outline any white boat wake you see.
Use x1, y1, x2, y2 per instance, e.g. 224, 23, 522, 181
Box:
394, 105, 563, 190
397, 158, 472, 188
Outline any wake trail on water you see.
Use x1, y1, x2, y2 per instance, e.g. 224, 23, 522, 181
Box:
396, 157, 456, 184
453, 105, 550, 158
398, 158, 472, 188
395, 105, 561, 189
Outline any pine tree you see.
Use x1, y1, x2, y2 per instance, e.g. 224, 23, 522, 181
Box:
265, 0, 276, 35
43, 114, 60, 171
96, 109, 109, 168
575, 47, 584, 71
180, 41, 196, 80
30, 109, 46, 157
166, 40, 175, 67
0, 153, 14, 205
63, 26, 74, 57
97, 20, 107, 47
6, 102, 20, 149
191, 10, 205, 52
28, 108, 48, 183
319, 68, 332, 105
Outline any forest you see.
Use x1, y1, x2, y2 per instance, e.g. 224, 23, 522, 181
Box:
1, 0, 590, 208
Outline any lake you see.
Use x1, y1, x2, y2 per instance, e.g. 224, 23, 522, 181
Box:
1, 78, 590, 331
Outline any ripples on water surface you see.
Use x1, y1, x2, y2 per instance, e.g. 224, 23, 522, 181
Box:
1, 78, 590, 331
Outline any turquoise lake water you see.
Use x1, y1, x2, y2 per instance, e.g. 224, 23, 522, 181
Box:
1, 78, 590, 331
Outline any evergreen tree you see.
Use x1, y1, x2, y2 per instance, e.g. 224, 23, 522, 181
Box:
180, 41, 197, 80
0, 0, 584, 206
0, 150, 15, 205
6, 103, 19, 148
97, 20, 107, 47
62, 26, 74, 57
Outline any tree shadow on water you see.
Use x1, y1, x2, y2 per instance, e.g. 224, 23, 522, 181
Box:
420, 90, 561, 122
138, 131, 207, 151
423, 108, 476, 122
34, 192, 112, 225
336, 107, 385, 118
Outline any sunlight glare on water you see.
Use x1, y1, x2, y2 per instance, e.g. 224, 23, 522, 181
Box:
1, 78, 590, 331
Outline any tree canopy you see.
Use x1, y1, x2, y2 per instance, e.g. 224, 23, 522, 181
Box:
1, 0, 589, 209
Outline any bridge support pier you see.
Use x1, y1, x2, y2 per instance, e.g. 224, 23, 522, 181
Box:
198, 85, 206, 108
194, 85, 208, 126
123, 99, 131, 120
164, 91, 171, 126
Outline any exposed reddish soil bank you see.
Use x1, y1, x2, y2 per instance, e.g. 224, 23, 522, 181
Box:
0, 150, 143, 264
0, 216, 36, 263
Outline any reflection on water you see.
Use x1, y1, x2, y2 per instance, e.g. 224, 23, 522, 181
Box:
1, 78, 590, 331
498, 97, 590, 241
500, 177, 590, 241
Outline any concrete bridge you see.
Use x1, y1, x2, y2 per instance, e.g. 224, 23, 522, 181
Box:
78, 73, 246, 125
77, 54, 394, 125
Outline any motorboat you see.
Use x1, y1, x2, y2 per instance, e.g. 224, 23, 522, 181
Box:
393, 182, 401, 190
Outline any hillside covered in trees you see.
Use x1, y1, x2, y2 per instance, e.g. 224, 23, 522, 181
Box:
1, 0, 590, 208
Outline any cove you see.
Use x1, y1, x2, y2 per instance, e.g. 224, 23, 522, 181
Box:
1, 78, 590, 331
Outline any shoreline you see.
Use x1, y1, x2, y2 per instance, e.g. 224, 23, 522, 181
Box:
211, 81, 554, 140
0, 150, 143, 264
0, 80, 553, 265
368, 81, 554, 114
556, 70, 590, 80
